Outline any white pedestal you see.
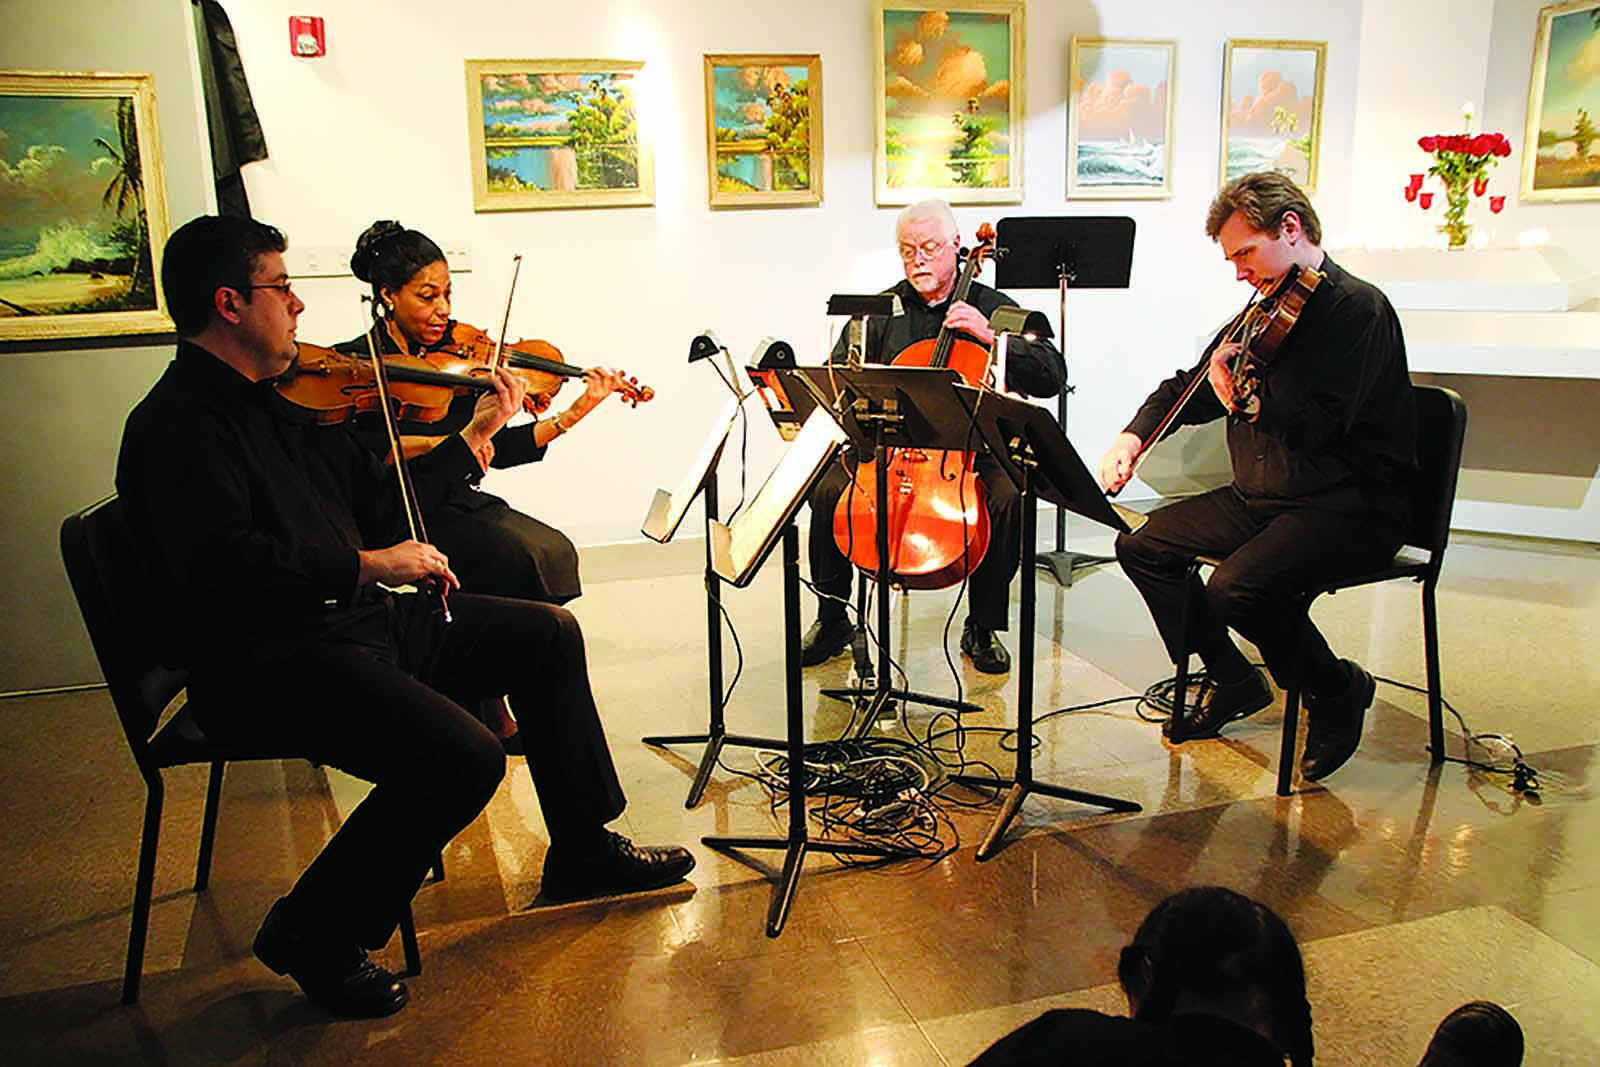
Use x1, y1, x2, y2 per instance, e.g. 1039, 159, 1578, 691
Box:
1342, 246, 1599, 544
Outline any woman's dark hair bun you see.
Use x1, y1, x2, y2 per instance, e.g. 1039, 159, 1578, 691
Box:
350, 220, 407, 281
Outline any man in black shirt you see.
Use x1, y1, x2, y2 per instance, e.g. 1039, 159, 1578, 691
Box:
116, 216, 693, 1018
1098, 173, 1417, 782
802, 199, 1066, 674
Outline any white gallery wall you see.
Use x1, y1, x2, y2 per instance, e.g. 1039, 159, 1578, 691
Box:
8, 0, 1583, 689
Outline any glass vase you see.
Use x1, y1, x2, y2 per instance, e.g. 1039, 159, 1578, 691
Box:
1440, 178, 1471, 249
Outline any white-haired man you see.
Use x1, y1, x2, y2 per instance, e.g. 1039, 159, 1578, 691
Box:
802, 199, 1066, 674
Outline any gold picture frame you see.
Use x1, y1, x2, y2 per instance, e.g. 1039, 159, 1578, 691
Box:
704, 54, 823, 208
1067, 37, 1178, 200
464, 58, 653, 211
1520, 0, 1600, 202
1219, 39, 1326, 194
874, 0, 1025, 206
0, 70, 172, 341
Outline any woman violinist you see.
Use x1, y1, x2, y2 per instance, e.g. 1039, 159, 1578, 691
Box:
339, 220, 634, 606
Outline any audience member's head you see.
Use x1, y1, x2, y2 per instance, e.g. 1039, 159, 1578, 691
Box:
1419, 1000, 1524, 1067
1116, 886, 1314, 1067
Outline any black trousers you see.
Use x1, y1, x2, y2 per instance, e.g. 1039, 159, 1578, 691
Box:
807, 451, 1021, 632
434, 489, 582, 605
1115, 486, 1404, 693
193, 593, 625, 949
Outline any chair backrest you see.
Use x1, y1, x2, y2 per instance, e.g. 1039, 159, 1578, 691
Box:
1403, 385, 1468, 563
60, 495, 191, 763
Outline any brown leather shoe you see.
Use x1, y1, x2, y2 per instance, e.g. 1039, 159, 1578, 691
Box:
1300, 659, 1376, 782
1164, 668, 1272, 739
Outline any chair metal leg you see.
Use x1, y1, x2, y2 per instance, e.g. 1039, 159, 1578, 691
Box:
1167, 561, 1205, 744
1277, 689, 1301, 797
195, 762, 225, 892
1422, 581, 1445, 763
123, 773, 166, 1005
397, 903, 422, 977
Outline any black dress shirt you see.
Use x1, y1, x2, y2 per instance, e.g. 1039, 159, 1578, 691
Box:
116, 340, 484, 670
828, 279, 1066, 398
1125, 255, 1417, 520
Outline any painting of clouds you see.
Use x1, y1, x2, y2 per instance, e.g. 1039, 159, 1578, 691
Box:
1220, 40, 1326, 192
464, 59, 652, 211
1068, 38, 1177, 199
875, 1, 1024, 205
0, 71, 171, 341
705, 54, 822, 207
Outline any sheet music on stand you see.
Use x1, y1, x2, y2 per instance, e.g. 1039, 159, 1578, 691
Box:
709, 407, 847, 586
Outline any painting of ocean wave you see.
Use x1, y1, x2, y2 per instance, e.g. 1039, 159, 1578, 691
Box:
1075, 139, 1165, 186
1067, 37, 1176, 199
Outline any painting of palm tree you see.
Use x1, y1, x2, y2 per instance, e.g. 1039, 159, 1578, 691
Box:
0, 71, 170, 340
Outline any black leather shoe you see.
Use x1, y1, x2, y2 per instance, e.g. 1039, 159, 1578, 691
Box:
252, 899, 408, 1018
540, 831, 696, 903
800, 615, 854, 667
1164, 668, 1273, 739
1419, 1000, 1524, 1067
960, 619, 1011, 674
1300, 659, 1376, 782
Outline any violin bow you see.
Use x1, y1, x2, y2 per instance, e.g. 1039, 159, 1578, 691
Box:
360, 295, 451, 622
490, 254, 524, 374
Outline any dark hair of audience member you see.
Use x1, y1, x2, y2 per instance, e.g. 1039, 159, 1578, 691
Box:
349, 220, 445, 311
161, 215, 287, 337
1116, 886, 1314, 1067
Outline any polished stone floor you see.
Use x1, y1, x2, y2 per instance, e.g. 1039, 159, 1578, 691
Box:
2, 519, 1597, 1065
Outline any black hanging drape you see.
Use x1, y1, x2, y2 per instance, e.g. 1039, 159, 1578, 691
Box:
191, 0, 268, 218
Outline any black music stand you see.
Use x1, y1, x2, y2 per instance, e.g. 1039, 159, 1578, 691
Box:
994, 216, 1135, 586
700, 409, 901, 937
948, 385, 1143, 858
788, 364, 987, 727
639, 399, 789, 807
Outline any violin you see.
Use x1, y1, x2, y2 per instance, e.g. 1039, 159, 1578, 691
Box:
832, 223, 998, 590
275, 342, 497, 425
430, 321, 654, 414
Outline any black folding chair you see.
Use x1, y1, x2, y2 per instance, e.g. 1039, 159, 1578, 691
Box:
1168, 385, 1469, 794
61, 495, 431, 1004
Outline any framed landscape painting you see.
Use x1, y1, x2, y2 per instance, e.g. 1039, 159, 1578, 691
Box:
0, 70, 171, 341
705, 54, 822, 208
1219, 40, 1325, 193
465, 58, 653, 211
874, 0, 1024, 205
1067, 38, 1177, 199
1521, 0, 1600, 202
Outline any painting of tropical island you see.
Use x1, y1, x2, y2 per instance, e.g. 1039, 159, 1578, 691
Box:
1069, 39, 1175, 198
0, 73, 169, 339
466, 60, 652, 210
706, 55, 820, 207
1523, 2, 1600, 201
1221, 41, 1325, 192
876, 2, 1023, 204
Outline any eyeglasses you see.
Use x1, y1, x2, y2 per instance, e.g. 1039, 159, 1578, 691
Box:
239, 281, 297, 298
897, 238, 953, 262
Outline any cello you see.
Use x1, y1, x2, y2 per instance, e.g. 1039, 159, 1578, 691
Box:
831, 223, 997, 590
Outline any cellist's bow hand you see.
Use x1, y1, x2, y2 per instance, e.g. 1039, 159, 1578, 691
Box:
944, 300, 995, 345
358, 540, 461, 593
1208, 342, 1243, 411
1099, 432, 1142, 494
461, 365, 526, 459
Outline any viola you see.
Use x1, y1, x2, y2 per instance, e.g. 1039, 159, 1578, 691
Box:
1115, 264, 1323, 493
1228, 264, 1322, 412
275, 342, 496, 425
432, 321, 654, 414
832, 223, 998, 590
